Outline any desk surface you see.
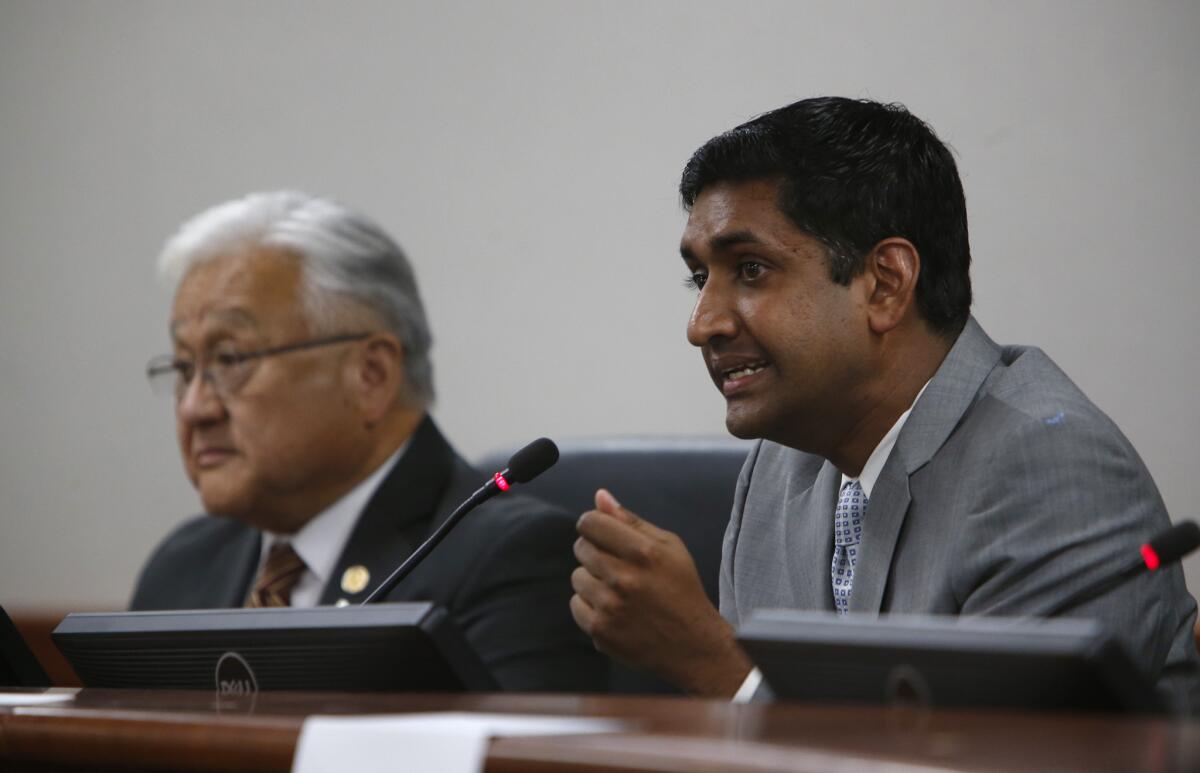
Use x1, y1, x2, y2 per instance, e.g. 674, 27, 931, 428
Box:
2, 688, 1199, 772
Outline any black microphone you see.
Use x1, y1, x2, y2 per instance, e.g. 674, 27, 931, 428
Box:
1044, 521, 1200, 617
1141, 522, 1200, 568
361, 438, 560, 604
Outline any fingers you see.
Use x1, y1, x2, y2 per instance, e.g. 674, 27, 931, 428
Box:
569, 567, 616, 645
594, 488, 638, 525
573, 535, 622, 584
569, 592, 596, 637
571, 564, 612, 606
578, 511, 652, 562
580, 490, 670, 563
570, 567, 622, 654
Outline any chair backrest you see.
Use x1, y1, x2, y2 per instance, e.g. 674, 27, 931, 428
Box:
478, 436, 752, 694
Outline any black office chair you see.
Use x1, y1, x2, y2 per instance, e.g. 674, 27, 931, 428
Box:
478, 436, 752, 693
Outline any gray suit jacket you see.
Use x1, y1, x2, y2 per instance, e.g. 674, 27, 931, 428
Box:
721, 318, 1199, 708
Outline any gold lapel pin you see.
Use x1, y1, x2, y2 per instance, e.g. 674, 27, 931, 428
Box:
341, 565, 370, 594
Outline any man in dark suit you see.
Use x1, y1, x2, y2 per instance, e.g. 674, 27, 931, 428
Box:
569, 98, 1199, 710
131, 191, 602, 692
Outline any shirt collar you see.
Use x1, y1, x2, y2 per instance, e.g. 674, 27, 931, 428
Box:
841, 381, 930, 499
261, 439, 409, 590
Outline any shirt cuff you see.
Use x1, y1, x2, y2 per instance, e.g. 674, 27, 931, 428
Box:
730, 667, 763, 704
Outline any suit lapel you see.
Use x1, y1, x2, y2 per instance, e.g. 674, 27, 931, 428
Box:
849, 451, 911, 612
785, 460, 840, 612
895, 318, 1003, 476
317, 415, 456, 605
851, 318, 1002, 613
218, 527, 262, 608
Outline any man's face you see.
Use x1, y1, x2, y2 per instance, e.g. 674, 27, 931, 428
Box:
681, 179, 873, 452
169, 245, 370, 532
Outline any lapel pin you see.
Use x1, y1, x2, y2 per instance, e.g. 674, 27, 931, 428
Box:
341, 565, 370, 594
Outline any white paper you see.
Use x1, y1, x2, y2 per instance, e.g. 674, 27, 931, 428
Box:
293, 712, 623, 773
0, 690, 78, 706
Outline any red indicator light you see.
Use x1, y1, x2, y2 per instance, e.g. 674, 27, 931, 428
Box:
494, 472, 510, 492
1141, 544, 1160, 571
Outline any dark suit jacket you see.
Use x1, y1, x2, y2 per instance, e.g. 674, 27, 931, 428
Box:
722, 318, 1200, 710
131, 416, 605, 693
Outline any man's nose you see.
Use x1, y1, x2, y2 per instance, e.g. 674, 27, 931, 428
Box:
176, 371, 225, 423
686, 284, 739, 348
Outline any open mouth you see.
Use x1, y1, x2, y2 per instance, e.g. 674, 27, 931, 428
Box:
722, 361, 769, 381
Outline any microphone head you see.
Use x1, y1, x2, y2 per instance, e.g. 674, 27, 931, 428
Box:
506, 438, 559, 484
1148, 521, 1200, 566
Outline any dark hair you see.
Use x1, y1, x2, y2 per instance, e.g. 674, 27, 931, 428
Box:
680, 97, 972, 334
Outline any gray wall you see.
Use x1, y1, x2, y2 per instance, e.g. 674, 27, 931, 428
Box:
2, 1, 1198, 610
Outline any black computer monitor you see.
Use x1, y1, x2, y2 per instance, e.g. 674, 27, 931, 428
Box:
738, 610, 1163, 713
1, 605, 50, 688
52, 602, 495, 694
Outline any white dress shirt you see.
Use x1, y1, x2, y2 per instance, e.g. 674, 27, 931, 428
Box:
250, 442, 408, 608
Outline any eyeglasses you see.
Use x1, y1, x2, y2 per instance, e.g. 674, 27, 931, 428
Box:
146, 332, 371, 400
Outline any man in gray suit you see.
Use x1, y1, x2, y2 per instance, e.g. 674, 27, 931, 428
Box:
570, 97, 1199, 708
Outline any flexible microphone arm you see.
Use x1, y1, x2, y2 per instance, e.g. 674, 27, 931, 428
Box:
361, 438, 559, 604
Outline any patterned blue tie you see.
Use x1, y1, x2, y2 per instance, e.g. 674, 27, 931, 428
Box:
831, 480, 867, 614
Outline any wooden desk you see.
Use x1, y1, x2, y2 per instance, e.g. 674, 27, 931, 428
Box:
2, 689, 1199, 772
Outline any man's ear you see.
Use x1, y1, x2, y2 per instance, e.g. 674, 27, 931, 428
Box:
348, 333, 405, 425
863, 237, 920, 335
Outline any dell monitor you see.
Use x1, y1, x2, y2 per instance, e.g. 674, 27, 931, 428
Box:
53, 602, 495, 693
738, 610, 1163, 713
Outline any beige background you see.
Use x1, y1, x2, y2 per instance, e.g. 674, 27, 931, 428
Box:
1, 1, 1198, 610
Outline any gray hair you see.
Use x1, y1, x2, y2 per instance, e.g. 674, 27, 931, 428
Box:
158, 191, 434, 406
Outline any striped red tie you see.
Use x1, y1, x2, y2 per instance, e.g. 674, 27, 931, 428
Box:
246, 542, 307, 608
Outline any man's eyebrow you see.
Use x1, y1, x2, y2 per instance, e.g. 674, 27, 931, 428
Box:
680, 229, 764, 261
711, 230, 763, 249
169, 308, 259, 336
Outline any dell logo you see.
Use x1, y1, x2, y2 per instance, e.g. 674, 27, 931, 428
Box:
219, 678, 253, 695
215, 652, 259, 697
